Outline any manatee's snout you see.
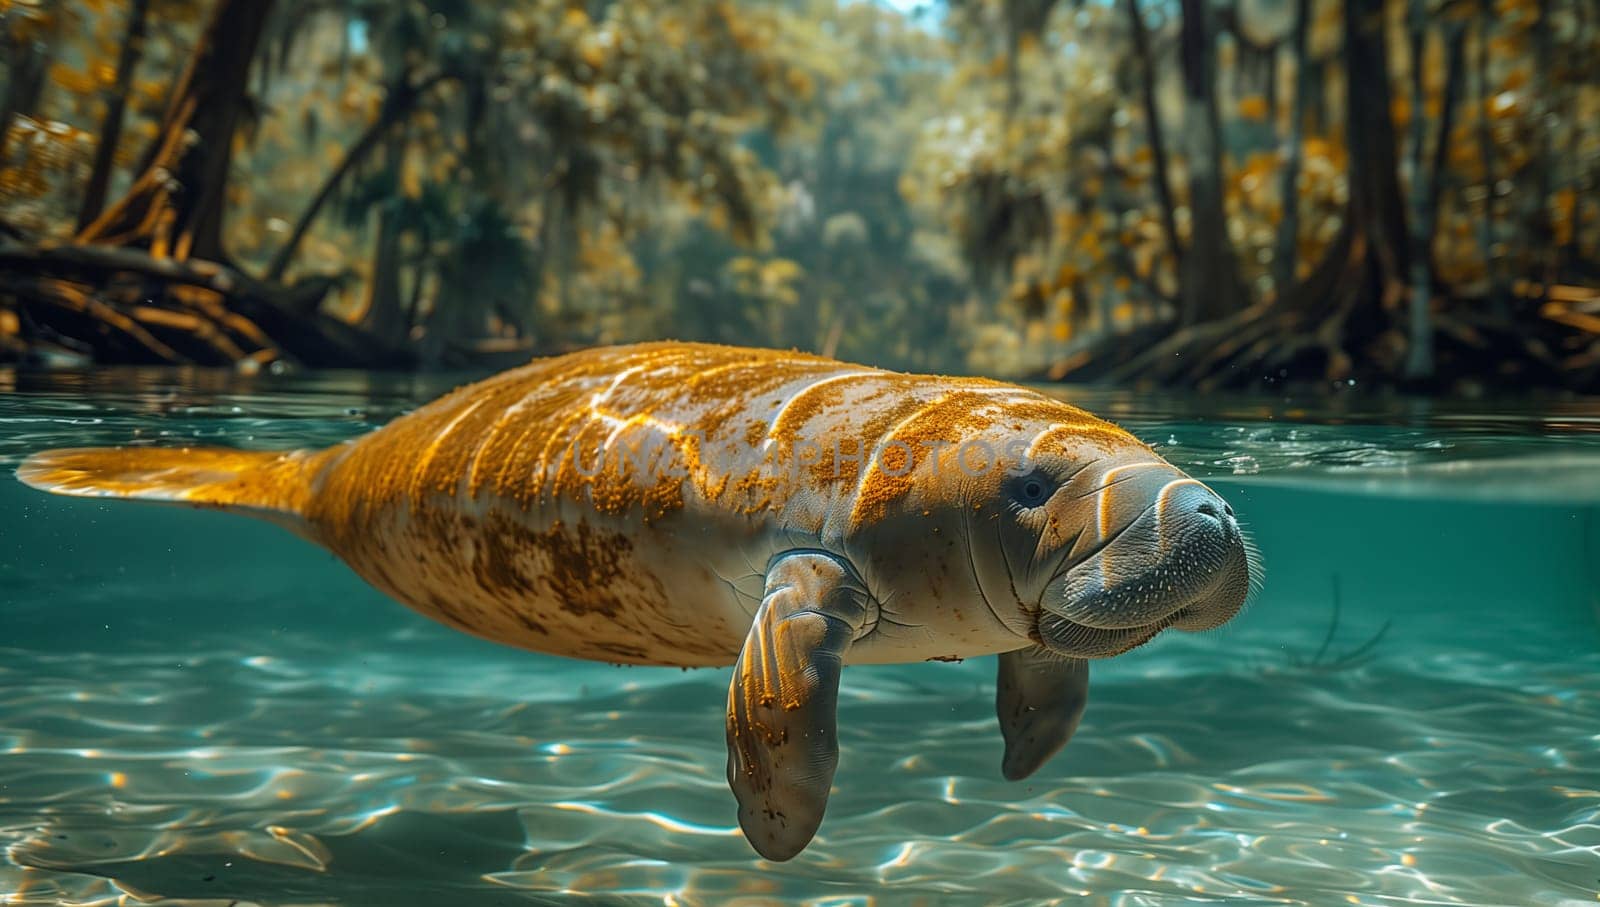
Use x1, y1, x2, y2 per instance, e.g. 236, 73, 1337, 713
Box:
1038, 463, 1255, 658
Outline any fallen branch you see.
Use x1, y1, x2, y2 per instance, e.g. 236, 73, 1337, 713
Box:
0, 242, 412, 368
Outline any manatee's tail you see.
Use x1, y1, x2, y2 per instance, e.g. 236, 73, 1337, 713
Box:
16, 446, 325, 535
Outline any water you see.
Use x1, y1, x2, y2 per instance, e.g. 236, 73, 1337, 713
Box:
2, 367, 1598, 906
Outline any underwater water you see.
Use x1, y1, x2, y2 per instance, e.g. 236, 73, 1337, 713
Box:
1, 367, 1598, 907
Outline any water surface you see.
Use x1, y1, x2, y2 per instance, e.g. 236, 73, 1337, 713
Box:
2, 368, 1597, 905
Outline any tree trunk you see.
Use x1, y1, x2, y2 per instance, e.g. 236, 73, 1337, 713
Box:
1527, 0, 1556, 299
1557, 0, 1587, 276
1002, 0, 1059, 119
1472, 10, 1507, 314
1304, 59, 1328, 134
1124, 0, 1183, 282
77, 0, 274, 261
76, 0, 152, 231
0, 17, 55, 169
1342, 0, 1410, 307
1403, 0, 1433, 378
358, 129, 410, 349
1273, 0, 1312, 297
1177, 0, 1242, 325
1426, 25, 1467, 239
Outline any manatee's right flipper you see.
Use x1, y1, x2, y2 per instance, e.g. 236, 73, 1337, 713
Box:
995, 645, 1089, 781
726, 550, 870, 861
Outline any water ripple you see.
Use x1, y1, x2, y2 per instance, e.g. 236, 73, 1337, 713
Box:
1, 625, 1596, 905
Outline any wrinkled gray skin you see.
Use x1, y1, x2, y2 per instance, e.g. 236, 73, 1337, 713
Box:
727, 440, 1259, 861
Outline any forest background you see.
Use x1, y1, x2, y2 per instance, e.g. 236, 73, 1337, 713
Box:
0, 0, 1596, 392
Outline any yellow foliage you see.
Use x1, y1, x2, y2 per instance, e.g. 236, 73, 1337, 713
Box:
579, 34, 609, 69
1237, 95, 1270, 122
1551, 188, 1576, 247
1390, 96, 1410, 128
1302, 136, 1348, 172
48, 63, 96, 95
1487, 92, 1520, 120
763, 258, 803, 283
401, 156, 422, 200
1487, 33, 1525, 58
786, 69, 815, 100
1133, 242, 1156, 278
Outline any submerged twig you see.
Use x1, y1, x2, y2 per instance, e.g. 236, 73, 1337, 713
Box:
1275, 576, 1391, 674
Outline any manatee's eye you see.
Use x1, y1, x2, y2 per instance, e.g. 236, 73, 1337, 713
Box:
1010, 471, 1053, 508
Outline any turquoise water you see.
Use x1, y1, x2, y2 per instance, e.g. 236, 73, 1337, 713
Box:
2, 368, 1598, 906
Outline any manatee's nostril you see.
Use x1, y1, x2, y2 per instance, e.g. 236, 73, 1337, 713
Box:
1161, 481, 1234, 532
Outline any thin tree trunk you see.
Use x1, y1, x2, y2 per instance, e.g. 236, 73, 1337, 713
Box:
1426, 25, 1466, 269
1472, 10, 1506, 313
1558, 0, 1586, 275
403, 260, 427, 333
1403, 1, 1433, 378
525, 182, 559, 335
1264, 38, 1279, 113
77, 0, 152, 231
1304, 59, 1327, 134
1177, 0, 1241, 325
266, 72, 452, 281
359, 128, 408, 349
1273, 0, 1311, 297
1529, 0, 1556, 300
1002, 0, 1059, 119
1004, 25, 1022, 120
1124, 0, 1183, 281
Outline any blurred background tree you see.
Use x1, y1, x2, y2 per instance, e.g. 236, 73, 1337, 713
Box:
0, 0, 1596, 391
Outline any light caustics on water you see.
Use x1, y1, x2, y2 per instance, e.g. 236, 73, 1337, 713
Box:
1, 369, 1598, 905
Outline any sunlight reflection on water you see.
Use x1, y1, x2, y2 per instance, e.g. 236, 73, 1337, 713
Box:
1, 368, 1598, 904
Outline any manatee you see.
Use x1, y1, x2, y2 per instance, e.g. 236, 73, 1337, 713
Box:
16, 341, 1260, 860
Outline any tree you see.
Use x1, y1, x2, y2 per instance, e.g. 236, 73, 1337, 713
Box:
76, 0, 151, 230
78, 0, 274, 261
1, 0, 817, 368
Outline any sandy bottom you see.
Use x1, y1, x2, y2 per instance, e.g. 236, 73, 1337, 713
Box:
2, 611, 1596, 907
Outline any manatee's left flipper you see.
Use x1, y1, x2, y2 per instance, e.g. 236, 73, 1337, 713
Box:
996, 645, 1089, 781
726, 550, 870, 861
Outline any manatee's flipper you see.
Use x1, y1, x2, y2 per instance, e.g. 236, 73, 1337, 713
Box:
996, 645, 1089, 781
726, 550, 870, 861
17, 446, 321, 535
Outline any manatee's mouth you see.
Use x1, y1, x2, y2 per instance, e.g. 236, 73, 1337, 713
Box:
1033, 580, 1228, 658
1033, 515, 1256, 658
1035, 609, 1173, 658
